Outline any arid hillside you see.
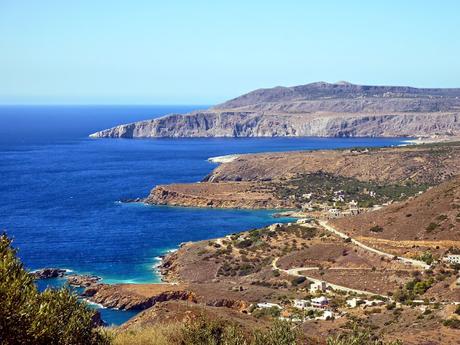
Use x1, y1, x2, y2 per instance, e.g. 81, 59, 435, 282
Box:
332, 175, 460, 242
145, 142, 460, 209
90, 82, 460, 138
205, 143, 460, 184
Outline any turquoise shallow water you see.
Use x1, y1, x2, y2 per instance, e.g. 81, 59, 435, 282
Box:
0, 105, 408, 324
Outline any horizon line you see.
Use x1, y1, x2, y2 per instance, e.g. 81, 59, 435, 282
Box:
0, 103, 213, 107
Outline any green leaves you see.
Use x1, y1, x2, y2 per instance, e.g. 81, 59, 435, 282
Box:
0, 233, 110, 345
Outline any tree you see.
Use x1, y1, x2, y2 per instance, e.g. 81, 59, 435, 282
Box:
0, 233, 109, 345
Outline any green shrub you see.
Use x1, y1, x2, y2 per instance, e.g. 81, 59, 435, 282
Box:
326, 324, 403, 345
455, 305, 460, 315
0, 233, 109, 345
252, 306, 281, 319
369, 225, 384, 233
236, 239, 253, 249
252, 320, 298, 345
178, 317, 247, 345
436, 214, 448, 221
443, 318, 460, 329
417, 251, 434, 265
291, 276, 306, 286
425, 223, 438, 232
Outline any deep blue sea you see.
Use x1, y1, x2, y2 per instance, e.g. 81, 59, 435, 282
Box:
0, 105, 408, 325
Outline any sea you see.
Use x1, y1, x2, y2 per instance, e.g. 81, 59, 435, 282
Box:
0, 105, 408, 325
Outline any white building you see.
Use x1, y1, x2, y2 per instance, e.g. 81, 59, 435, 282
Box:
346, 298, 361, 308
443, 255, 460, 264
311, 296, 329, 308
346, 298, 385, 308
309, 281, 327, 293
316, 310, 334, 320
297, 218, 313, 224
268, 223, 283, 232
328, 208, 341, 218
292, 299, 310, 309
257, 302, 282, 309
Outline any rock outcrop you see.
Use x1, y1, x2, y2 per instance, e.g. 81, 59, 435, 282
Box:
32, 268, 67, 279
82, 283, 196, 311
145, 182, 295, 209
90, 82, 460, 138
67, 274, 102, 287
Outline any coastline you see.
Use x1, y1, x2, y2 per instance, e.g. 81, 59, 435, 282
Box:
208, 154, 240, 164
399, 135, 460, 146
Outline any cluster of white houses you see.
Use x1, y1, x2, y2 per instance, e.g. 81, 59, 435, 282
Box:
443, 254, 460, 265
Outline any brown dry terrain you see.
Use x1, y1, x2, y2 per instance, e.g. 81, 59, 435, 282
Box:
117, 300, 271, 333
206, 143, 460, 184
144, 142, 460, 209
106, 142, 460, 343
108, 221, 460, 344
331, 175, 460, 260
146, 182, 294, 209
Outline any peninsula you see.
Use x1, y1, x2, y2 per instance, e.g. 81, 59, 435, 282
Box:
90, 82, 460, 139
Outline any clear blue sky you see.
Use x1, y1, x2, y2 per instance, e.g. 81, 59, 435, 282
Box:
1, 1, 459, 105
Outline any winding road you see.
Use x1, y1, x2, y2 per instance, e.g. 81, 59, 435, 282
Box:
317, 220, 430, 269
272, 257, 379, 296
270, 219, 431, 297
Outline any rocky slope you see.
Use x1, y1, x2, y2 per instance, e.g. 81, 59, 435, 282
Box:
82, 283, 196, 310
144, 142, 460, 209
145, 182, 295, 209
332, 175, 460, 242
90, 82, 460, 138
205, 142, 460, 184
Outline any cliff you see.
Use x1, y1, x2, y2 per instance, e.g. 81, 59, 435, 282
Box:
90, 82, 460, 138
83, 283, 196, 310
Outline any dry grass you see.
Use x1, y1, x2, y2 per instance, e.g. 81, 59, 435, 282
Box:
113, 323, 183, 345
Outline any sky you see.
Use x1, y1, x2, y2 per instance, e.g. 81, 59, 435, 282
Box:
1, 1, 459, 105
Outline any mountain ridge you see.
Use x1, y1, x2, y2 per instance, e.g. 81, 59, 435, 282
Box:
89, 82, 460, 138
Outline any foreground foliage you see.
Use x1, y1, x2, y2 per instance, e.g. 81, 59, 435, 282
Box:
114, 318, 299, 345
327, 325, 403, 345
0, 233, 109, 345
114, 317, 404, 345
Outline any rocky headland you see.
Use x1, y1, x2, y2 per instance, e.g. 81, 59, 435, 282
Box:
144, 142, 460, 209
90, 82, 460, 139
82, 283, 196, 311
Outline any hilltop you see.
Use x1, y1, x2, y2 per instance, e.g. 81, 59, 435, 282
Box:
89, 82, 460, 138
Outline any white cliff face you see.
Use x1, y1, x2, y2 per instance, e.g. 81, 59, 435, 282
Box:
89, 82, 460, 139
89, 111, 460, 138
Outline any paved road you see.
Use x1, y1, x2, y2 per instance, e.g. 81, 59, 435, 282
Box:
317, 221, 430, 269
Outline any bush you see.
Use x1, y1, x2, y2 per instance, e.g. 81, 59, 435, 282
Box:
455, 305, 460, 315
236, 239, 253, 249
425, 223, 438, 232
443, 318, 460, 329
178, 317, 247, 345
369, 225, 384, 233
252, 320, 298, 345
0, 233, 109, 345
115, 317, 299, 345
252, 306, 281, 319
326, 324, 403, 345
418, 251, 434, 265
291, 276, 306, 286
